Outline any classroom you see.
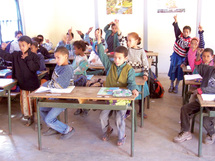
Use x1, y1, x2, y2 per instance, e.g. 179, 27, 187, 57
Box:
0, 0, 215, 160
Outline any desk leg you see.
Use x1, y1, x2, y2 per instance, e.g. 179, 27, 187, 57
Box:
183, 85, 188, 105
147, 68, 151, 109
37, 99, 42, 150
64, 109, 68, 124
155, 56, 158, 77
141, 85, 144, 127
198, 107, 203, 157
8, 90, 12, 135
182, 78, 185, 97
131, 100, 134, 157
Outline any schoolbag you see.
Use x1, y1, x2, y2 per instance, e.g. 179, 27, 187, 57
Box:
149, 71, 164, 98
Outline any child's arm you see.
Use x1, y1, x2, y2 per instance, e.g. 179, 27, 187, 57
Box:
97, 29, 112, 70
23, 53, 40, 73
141, 50, 149, 80
127, 68, 139, 97
0, 43, 13, 61
172, 15, 182, 38
114, 19, 122, 36
198, 24, 205, 48
104, 22, 113, 33
77, 30, 84, 39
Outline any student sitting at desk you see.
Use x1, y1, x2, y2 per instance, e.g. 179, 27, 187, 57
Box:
37, 34, 53, 51
40, 46, 75, 140
72, 40, 89, 117
97, 29, 139, 146
173, 48, 215, 144
0, 36, 40, 126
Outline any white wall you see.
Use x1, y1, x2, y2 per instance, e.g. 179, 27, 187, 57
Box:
20, 0, 95, 46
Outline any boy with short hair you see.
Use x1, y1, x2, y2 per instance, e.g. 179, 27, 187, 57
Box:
97, 29, 139, 146
9, 30, 23, 53
168, 15, 192, 94
173, 48, 215, 144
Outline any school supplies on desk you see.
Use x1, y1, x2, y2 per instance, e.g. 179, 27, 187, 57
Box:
184, 74, 202, 81
35, 86, 75, 93
97, 87, 119, 95
86, 75, 94, 80
0, 69, 12, 77
112, 89, 132, 97
201, 94, 215, 101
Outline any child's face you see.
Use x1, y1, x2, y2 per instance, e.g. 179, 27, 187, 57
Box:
16, 34, 22, 40
74, 46, 82, 55
111, 25, 117, 34
19, 41, 31, 54
54, 52, 68, 66
202, 51, 213, 64
95, 30, 99, 39
30, 45, 38, 54
190, 40, 198, 50
183, 29, 191, 38
114, 52, 127, 66
127, 35, 138, 48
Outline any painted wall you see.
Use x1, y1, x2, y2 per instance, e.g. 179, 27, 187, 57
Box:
20, 0, 215, 73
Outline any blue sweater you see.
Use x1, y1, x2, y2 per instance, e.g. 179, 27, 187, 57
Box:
43, 65, 73, 89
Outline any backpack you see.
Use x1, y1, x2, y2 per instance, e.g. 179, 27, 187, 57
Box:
149, 71, 164, 98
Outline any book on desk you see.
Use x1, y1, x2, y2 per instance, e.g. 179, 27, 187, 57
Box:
97, 87, 132, 97
35, 86, 75, 94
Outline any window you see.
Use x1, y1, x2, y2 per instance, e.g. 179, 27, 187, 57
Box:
0, 0, 23, 43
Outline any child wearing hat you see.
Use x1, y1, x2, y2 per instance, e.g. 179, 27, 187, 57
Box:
0, 35, 40, 126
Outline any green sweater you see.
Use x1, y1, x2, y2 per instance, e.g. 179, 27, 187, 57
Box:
97, 43, 137, 91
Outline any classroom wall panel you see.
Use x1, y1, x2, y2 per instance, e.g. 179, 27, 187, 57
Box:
201, 0, 215, 51
20, 0, 95, 46
147, 0, 198, 73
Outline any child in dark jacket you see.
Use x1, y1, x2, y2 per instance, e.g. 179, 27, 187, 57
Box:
0, 36, 40, 125
173, 48, 215, 145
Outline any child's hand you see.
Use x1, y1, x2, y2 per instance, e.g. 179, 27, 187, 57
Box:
76, 30, 83, 36
114, 19, 119, 26
68, 27, 72, 34
91, 59, 96, 63
97, 28, 102, 44
143, 75, 148, 81
21, 52, 28, 59
1, 42, 9, 50
180, 64, 185, 68
104, 49, 108, 53
173, 15, 177, 22
197, 48, 204, 55
87, 27, 93, 34
132, 89, 139, 98
109, 21, 114, 25
198, 24, 203, 32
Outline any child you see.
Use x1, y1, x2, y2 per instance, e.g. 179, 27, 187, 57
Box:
40, 46, 75, 140
168, 15, 192, 93
97, 29, 139, 146
0, 36, 40, 125
9, 31, 23, 53
72, 40, 89, 116
173, 48, 215, 144
31, 41, 49, 83
180, 24, 205, 73
104, 19, 122, 53
37, 34, 53, 51
56, 27, 74, 57
126, 32, 150, 119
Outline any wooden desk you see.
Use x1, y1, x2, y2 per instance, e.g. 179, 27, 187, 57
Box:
146, 52, 158, 77
0, 78, 17, 134
37, 70, 48, 80
183, 76, 201, 105
197, 94, 215, 157
182, 66, 192, 97
88, 64, 105, 70
92, 75, 146, 127
28, 87, 136, 157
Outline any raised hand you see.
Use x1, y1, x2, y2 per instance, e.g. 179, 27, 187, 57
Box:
1, 42, 9, 50
173, 15, 177, 22
198, 24, 203, 32
87, 27, 93, 35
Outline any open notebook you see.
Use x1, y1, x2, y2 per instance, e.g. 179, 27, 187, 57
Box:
184, 74, 202, 80
35, 86, 75, 93
201, 94, 215, 101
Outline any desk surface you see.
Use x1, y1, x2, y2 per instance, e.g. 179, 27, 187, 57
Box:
0, 78, 17, 88
88, 64, 105, 70
146, 52, 158, 56
182, 66, 192, 73
184, 80, 201, 86
92, 75, 146, 86
29, 87, 135, 101
197, 94, 215, 107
